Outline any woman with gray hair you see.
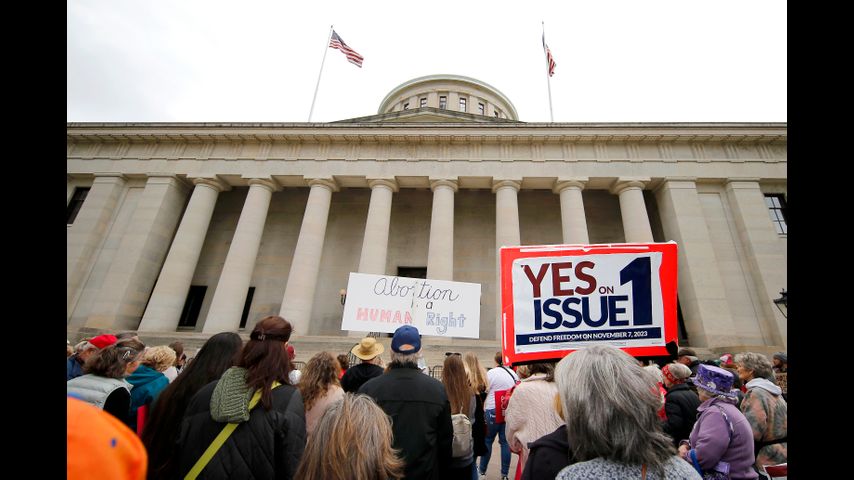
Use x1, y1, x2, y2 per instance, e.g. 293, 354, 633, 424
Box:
734, 352, 787, 476
555, 345, 701, 479
678, 364, 758, 478
66, 339, 146, 424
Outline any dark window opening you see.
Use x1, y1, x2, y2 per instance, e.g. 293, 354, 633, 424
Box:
178, 285, 208, 327
398, 267, 427, 279
419, 97, 427, 108
67, 187, 90, 224
764, 194, 787, 234
239, 287, 256, 328
439, 96, 447, 109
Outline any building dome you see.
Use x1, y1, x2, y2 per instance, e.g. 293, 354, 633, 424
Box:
378, 74, 518, 120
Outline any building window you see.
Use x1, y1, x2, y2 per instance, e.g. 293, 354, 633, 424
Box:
439, 96, 447, 109
420, 97, 427, 108
67, 187, 90, 225
494, 109, 500, 117
239, 287, 256, 328
459, 98, 467, 112
403, 102, 409, 110
398, 266, 427, 279
478, 102, 485, 115
765, 194, 787, 234
178, 285, 208, 327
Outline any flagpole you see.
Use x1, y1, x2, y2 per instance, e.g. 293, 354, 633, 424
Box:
308, 25, 334, 122
543, 21, 554, 122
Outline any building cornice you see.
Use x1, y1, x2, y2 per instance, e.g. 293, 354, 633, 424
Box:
67, 122, 787, 145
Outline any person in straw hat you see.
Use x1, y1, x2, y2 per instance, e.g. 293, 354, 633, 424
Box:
341, 336, 385, 393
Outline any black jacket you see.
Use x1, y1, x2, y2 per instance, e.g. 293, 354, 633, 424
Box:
521, 424, 572, 480
341, 362, 384, 393
359, 364, 453, 480
662, 382, 702, 447
176, 380, 306, 479
473, 392, 487, 457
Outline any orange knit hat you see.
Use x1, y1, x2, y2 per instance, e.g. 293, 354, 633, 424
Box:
67, 397, 147, 480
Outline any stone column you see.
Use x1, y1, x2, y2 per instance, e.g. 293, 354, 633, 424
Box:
67, 173, 127, 319
611, 178, 654, 243
426, 179, 458, 280
358, 179, 398, 274
203, 178, 279, 333
493, 180, 521, 341
724, 179, 787, 347
553, 178, 590, 244
85, 174, 190, 330
349, 179, 398, 337
655, 178, 737, 348
138, 177, 230, 332
279, 178, 338, 335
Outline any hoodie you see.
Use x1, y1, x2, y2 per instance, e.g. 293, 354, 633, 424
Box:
741, 377, 787, 469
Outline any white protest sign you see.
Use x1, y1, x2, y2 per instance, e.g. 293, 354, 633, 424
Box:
341, 272, 481, 338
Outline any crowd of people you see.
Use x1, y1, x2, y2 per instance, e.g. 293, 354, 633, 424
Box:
67, 323, 787, 480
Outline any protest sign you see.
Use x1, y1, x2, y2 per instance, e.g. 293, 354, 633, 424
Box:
500, 242, 678, 365
341, 272, 481, 338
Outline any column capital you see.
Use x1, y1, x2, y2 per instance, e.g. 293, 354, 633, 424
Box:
191, 176, 232, 192
724, 178, 762, 189
609, 177, 651, 195
553, 178, 588, 194
367, 178, 399, 192
429, 179, 458, 192
307, 177, 340, 192
246, 177, 282, 192
491, 179, 521, 193
92, 172, 128, 183
145, 173, 191, 192
654, 177, 698, 192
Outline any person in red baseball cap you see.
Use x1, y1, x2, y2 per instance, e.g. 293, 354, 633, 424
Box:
67, 334, 118, 381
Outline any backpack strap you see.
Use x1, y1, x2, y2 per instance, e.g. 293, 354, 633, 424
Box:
500, 366, 518, 382
184, 382, 281, 480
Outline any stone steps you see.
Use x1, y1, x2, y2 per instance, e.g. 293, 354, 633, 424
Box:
67, 327, 784, 369
67, 327, 503, 370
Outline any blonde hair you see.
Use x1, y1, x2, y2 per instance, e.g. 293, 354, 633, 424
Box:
299, 351, 341, 411
141, 346, 177, 373
295, 394, 404, 480
462, 352, 489, 394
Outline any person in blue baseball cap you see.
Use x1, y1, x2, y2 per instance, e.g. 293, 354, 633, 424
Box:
359, 325, 454, 480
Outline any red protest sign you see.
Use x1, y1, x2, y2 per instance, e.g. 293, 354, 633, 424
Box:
500, 242, 678, 366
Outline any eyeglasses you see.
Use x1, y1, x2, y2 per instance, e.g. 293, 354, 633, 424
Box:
445, 352, 461, 357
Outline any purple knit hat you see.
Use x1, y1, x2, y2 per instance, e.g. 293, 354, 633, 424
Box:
691, 364, 737, 398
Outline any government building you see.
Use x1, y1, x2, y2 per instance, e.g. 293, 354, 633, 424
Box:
67, 74, 787, 357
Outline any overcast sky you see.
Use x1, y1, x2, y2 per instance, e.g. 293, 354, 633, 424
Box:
67, 0, 786, 124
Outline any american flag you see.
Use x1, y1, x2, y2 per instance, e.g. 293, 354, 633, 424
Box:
329, 30, 364, 68
542, 33, 556, 77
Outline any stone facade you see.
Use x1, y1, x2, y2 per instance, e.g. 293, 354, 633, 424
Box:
67, 75, 787, 352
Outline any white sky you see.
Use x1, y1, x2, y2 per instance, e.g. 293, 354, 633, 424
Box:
67, 0, 787, 123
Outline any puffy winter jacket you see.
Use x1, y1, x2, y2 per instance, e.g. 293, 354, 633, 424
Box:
176, 368, 306, 479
